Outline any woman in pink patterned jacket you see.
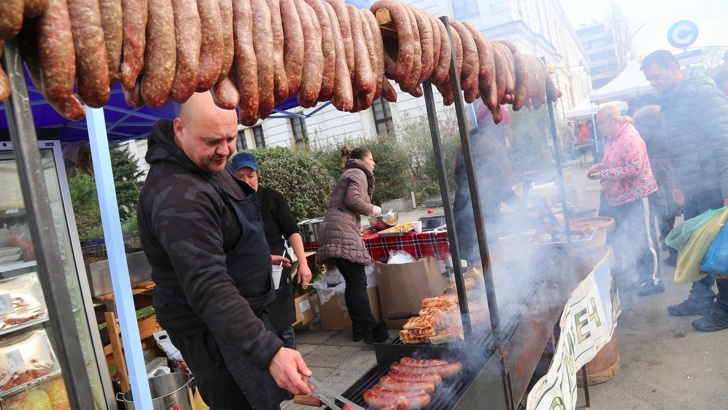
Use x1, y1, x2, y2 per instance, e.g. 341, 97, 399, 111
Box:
587, 105, 663, 296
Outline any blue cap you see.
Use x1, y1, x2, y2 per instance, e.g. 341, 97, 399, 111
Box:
231, 152, 258, 172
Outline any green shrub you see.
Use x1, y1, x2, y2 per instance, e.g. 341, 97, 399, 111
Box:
397, 110, 462, 203
68, 144, 143, 243
247, 147, 334, 221
312, 135, 413, 206
68, 174, 103, 242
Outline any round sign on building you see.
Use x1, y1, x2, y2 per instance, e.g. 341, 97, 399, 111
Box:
667, 20, 699, 49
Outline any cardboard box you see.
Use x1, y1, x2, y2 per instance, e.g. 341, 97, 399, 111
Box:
375, 257, 449, 328
293, 293, 316, 327
318, 287, 381, 331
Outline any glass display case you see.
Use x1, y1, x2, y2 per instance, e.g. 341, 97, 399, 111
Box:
0, 140, 113, 408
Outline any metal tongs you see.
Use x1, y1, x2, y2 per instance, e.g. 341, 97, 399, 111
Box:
307, 376, 366, 410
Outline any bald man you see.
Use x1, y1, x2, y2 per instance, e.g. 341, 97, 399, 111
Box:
588, 105, 661, 296
137, 92, 311, 409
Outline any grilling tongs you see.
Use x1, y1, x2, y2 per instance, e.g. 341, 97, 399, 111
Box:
305, 376, 366, 410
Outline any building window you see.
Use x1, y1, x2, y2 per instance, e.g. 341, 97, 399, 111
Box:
452, 0, 479, 20
290, 117, 308, 148
252, 125, 265, 148
372, 97, 394, 136
237, 129, 248, 151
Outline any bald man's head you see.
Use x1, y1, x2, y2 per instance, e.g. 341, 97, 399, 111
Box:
173, 92, 239, 173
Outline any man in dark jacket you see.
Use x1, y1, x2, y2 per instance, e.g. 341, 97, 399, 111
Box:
137, 92, 312, 408
632, 105, 680, 266
642, 50, 728, 332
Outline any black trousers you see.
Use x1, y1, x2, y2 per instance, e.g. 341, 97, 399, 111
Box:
170, 314, 285, 410
171, 332, 252, 409
599, 195, 659, 285
332, 258, 378, 329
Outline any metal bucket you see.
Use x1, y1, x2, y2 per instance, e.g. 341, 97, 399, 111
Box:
298, 217, 324, 242
118, 373, 193, 410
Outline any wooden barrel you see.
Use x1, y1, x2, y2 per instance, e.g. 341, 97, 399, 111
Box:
578, 333, 620, 386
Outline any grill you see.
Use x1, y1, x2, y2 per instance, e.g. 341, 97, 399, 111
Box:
334, 245, 570, 409
337, 344, 491, 409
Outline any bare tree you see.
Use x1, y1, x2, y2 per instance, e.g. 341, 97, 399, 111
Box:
605, 2, 633, 70
703, 47, 728, 73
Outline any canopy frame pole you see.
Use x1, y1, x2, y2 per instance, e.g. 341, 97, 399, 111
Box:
422, 80, 473, 344
440, 16, 514, 410
86, 108, 154, 410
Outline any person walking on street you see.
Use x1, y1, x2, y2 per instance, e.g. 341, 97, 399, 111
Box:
137, 92, 312, 409
315, 147, 389, 344
642, 50, 728, 331
565, 122, 578, 160
587, 105, 661, 296
232, 152, 313, 350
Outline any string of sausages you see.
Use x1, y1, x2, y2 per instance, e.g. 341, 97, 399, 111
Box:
0, 0, 562, 125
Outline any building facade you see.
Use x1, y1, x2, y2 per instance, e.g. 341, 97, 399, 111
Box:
575, 22, 620, 89
239, 0, 593, 150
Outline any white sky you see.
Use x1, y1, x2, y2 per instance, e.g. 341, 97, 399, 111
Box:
559, 0, 728, 58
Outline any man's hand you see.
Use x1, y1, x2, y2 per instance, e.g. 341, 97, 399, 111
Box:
272, 255, 291, 268
297, 263, 313, 289
586, 165, 601, 180
672, 188, 684, 207
269, 348, 312, 395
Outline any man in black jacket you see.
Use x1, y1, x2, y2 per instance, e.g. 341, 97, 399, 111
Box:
642, 50, 728, 332
137, 92, 312, 408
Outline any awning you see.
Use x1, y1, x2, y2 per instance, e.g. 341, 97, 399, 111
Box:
590, 61, 654, 104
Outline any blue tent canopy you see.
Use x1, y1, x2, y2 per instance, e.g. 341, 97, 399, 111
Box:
0, 0, 372, 142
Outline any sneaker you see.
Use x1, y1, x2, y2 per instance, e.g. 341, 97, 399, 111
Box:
691, 309, 728, 332
667, 299, 715, 316
638, 280, 665, 297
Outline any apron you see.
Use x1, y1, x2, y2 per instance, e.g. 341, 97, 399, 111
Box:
211, 177, 288, 409
156, 172, 286, 409
266, 248, 297, 332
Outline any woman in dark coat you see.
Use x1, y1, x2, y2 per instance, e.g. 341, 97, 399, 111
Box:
232, 152, 313, 349
315, 147, 388, 344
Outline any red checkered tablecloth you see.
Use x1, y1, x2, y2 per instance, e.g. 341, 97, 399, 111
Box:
304, 231, 450, 263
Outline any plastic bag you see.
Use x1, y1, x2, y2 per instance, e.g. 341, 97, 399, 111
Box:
666, 206, 727, 251
313, 266, 346, 305
700, 218, 728, 276
675, 208, 728, 284
387, 250, 416, 264
365, 261, 377, 288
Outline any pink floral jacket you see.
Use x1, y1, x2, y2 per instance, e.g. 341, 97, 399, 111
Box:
597, 122, 658, 206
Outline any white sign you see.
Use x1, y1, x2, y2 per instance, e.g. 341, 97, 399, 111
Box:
668, 20, 699, 49
675, 49, 704, 66
527, 256, 621, 410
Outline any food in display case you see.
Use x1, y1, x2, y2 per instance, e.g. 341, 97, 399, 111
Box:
0, 274, 48, 330
1, 388, 53, 410
0, 375, 70, 410
0, 329, 59, 393
0, 247, 23, 266
42, 376, 71, 410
